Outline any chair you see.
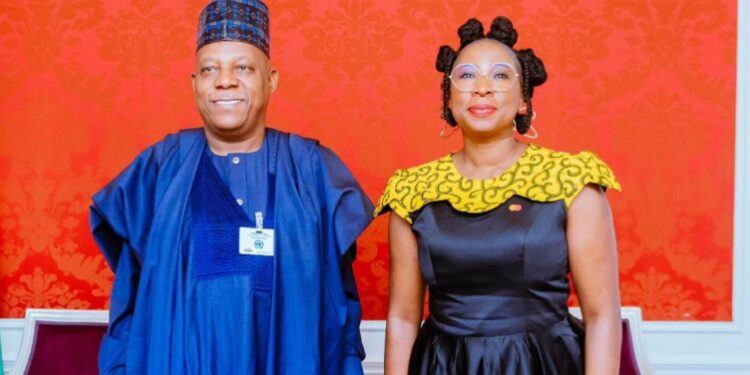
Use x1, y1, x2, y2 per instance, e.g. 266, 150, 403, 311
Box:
11, 309, 108, 375
570, 306, 653, 375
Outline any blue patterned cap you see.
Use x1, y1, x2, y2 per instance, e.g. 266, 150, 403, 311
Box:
197, 0, 270, 56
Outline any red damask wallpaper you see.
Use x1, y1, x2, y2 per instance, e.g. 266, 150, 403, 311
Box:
0, 0, 737, 321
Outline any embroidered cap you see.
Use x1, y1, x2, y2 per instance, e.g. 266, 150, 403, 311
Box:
196, 0, 270, 56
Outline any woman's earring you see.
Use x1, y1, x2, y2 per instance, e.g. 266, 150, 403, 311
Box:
513, 119, 539, 139
526, 112, 539, 139
524, 125, 539, 139
440, 123, 459, 138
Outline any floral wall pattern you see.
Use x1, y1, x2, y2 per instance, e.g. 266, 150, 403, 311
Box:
0, 0, 737, 320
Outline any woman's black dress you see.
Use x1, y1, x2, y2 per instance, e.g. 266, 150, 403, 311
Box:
408, 198, 582, 374
374, 145, 621, 375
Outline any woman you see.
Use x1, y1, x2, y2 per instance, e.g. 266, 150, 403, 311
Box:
375, 16, 622, 374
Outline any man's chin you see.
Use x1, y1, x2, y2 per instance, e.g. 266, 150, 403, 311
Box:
205, 117, 250, 131
206, 123, 244, 132
204, 120, 263, 137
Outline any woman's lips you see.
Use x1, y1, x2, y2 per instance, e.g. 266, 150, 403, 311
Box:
468, 104, 497, 117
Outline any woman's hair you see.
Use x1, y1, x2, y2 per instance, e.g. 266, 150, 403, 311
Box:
436, 17, 548, 134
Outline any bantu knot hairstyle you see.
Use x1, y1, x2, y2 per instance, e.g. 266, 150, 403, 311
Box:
435, 16, 547, 134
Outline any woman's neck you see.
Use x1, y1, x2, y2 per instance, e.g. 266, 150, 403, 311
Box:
454, 133, 527, 179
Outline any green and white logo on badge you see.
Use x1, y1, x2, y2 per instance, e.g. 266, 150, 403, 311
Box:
239, 227, 274, 256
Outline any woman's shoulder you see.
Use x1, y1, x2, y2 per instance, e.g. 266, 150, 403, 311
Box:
525, 145, 620, 187
372, 155, 453, 223
520, 145, 621, 206
390, 155, 453, 183
530, 144, 613, 168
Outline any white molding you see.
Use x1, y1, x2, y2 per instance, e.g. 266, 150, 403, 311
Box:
737, 0, 750, 318
734, 0, 750, 338
361, 320, 386, 374
0, 320, 23, 375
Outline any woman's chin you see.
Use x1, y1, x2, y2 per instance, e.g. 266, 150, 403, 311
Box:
461, 120, 511, 136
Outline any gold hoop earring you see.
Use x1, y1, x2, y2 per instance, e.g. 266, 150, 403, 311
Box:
513, 121, 539, 140
440, 123, 459, 138
524, 125, 539, 139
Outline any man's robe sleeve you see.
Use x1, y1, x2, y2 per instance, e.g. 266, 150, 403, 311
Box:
340, 248, 366, 374
315, 145, 374, 374
90, 145, 162, 374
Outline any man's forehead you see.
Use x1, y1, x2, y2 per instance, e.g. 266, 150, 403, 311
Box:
196, 41, 269, 63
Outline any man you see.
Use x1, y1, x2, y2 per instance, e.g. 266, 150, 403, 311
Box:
91, 1, 373, 373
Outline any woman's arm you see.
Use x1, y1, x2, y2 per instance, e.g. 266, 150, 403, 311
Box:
568, 184, 622, 374
385, 212, 427, 375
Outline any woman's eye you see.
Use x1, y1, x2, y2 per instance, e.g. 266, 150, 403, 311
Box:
494, 73, 509, 80
459, 72, 476, 79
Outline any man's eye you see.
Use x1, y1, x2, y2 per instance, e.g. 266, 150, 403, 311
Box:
236, 65, 253, 72
200, 66, 217, 74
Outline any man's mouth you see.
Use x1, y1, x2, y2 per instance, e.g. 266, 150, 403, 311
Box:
211, 99, 245, 106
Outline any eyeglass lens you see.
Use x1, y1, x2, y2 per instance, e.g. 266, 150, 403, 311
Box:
451, 63, 517, 92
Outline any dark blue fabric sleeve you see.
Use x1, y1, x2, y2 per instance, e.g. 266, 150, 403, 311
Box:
341, 246, 366, 375
91, 146, 160, 266
90, 142, 168, 374
96, 241, 139, 375
315, 145, 372, 373
316, 146, 374, 256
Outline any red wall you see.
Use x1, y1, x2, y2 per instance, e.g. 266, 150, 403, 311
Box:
0, 0, 737, 320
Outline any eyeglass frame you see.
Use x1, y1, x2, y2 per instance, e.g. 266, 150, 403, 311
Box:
448, 62, 521, 93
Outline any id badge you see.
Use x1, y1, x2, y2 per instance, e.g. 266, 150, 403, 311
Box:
239, 227, 275, 256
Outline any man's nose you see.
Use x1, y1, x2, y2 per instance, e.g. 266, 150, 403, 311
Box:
215, 68, 238, 88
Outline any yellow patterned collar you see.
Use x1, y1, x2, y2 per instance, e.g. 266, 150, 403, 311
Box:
374, 144, 621, 223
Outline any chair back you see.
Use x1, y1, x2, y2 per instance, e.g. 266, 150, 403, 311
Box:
25, 322, 106, 375
10, 309, 108, 375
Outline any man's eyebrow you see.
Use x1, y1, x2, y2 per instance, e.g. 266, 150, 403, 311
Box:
197, 55, 256, 64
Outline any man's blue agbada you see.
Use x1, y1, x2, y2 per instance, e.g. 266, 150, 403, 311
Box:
91, 128, 373, 374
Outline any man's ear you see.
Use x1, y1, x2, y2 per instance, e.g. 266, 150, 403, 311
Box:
268, 65, 279, 93
191, 72, 197, 95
